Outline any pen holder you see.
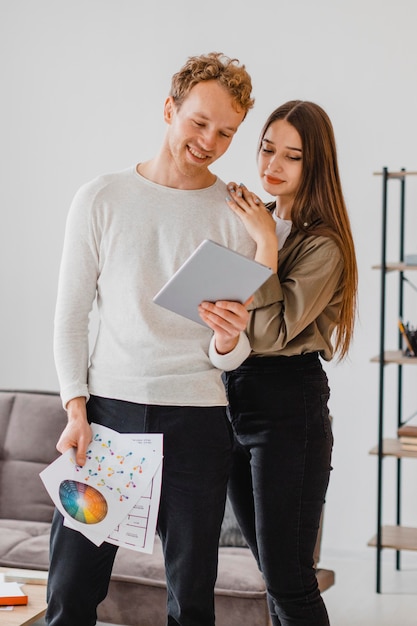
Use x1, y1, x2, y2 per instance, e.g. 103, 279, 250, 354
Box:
407, 328, 417, 356
399, 321, 417, 357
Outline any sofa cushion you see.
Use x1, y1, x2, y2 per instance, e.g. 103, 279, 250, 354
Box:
0, 391, 67, 522
0, 519, 50, 570
0, 459, 57, 522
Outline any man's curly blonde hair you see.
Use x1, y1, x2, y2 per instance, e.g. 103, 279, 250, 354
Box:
170, 52, 254, 118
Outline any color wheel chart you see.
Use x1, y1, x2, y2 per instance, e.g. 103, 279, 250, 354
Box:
59, 479, 108, 524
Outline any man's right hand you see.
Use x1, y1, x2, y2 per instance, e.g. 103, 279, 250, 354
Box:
56, 396, 92, 467
198, 297, 252, 354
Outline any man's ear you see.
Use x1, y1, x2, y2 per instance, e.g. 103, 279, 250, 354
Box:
164, 96, 175, 123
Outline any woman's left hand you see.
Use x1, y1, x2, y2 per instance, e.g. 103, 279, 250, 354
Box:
226, 182, 276, 246
227, 182, 278, 272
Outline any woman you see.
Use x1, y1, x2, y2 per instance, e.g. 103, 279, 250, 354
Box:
200, 100, 358, 625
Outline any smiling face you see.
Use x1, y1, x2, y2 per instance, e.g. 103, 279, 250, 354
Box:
163, 80, 245, 188
258, 119, 303, 218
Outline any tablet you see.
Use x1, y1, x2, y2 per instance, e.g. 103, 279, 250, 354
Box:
153, 239, 273, 326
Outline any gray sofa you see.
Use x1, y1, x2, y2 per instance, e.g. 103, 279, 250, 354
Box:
0, 389, 334, 625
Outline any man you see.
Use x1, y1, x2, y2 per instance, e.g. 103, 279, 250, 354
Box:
47, 52, 255, 626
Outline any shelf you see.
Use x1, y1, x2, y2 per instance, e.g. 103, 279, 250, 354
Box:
373, 171, 417, 178
371, 168, 417, 592
372, 262, 417, 271
369, 438, 417, 459
371, 350, 417, 365
368, 525, 417, 552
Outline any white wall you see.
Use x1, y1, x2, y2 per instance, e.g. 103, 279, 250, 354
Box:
2, 0, 417, 565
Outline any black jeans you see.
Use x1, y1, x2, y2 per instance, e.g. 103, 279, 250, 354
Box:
223, 353, 333, 626
46, 396, 233, 626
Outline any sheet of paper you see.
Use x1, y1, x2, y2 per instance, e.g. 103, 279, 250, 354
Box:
107, 461, 163, 553
40, 423, 163, 546
64, 435, 163, 553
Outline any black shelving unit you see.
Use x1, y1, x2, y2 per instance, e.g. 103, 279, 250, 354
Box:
368, 167, 417, 593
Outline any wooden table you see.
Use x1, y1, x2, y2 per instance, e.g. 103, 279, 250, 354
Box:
0, 569, 47, 626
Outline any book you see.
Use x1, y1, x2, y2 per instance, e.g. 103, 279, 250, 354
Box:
397, 413, 417, 439
0, 581, 28, 605
404, 254, 417, 265
1, 567, 48, 585
401, 442, 417, 452
399, 436, 417, 445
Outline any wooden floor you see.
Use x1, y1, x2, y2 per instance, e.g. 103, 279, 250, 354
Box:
32, 551, 417, 625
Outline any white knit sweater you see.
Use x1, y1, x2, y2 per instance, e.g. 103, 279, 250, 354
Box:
54, 166, 256, 409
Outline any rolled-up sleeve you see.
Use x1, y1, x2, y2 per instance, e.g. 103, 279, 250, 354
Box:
208, 331, 251, 371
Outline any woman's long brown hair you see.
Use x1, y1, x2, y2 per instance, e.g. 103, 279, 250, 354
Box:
258, 100, 358, 360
